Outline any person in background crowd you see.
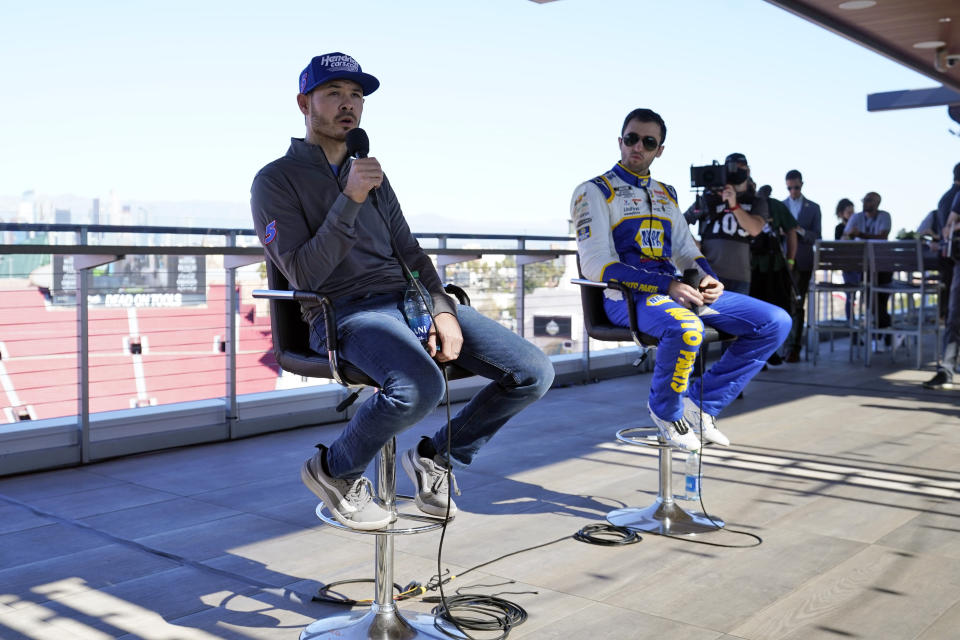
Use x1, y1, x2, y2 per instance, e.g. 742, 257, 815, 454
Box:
925, 162, 960, 321
835, 198, 854, 240
687, 153, 768, 295
834, 198, 860, 322
751, 184, 798, 366
782, 169, 822, 363
844, 191, 893, 351
924, 168, 960, 390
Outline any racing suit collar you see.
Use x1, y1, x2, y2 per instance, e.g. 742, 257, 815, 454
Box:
613, 163, 652, 189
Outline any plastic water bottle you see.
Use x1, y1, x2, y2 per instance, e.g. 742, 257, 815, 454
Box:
402, 271, 433, 345
684, 450, 701, 501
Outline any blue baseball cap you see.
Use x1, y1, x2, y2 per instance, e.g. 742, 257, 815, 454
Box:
299, 52, 380, 96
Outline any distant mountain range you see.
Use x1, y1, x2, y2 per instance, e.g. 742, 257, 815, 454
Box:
0, 194, 566, 237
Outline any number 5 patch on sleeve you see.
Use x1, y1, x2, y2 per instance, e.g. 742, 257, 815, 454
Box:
264, 220, 277, 244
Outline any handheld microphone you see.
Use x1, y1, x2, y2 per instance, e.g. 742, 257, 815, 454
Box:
345, 127, 370, 159
344, 127, 379, 208
682, 268, 703, 315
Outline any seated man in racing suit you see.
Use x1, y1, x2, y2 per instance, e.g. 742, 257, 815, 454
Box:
571, 108, 791, 450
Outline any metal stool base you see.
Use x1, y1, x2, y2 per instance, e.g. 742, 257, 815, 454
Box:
607, 498, 724, 536
300, 606, 460, 639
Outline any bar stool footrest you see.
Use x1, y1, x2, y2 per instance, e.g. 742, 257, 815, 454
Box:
315, 501, 452, 535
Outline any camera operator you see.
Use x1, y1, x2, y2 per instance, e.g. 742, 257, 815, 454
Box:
685, 153, 767, 294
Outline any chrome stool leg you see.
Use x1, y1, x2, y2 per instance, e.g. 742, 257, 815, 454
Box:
301, 438, 458, 639
606, 428, 724, 536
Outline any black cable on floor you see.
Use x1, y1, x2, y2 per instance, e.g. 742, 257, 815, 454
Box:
313, 579, 425, 606
428, 593, 526, 640
573, 522, 641, 546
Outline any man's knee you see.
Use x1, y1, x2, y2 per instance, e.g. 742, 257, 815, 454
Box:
661, 308, 704, 349
520, 353, 555, 398
769, 305, 793, 341
380, 367, 445, 419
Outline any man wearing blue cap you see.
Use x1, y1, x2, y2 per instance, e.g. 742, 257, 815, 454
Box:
251, 53, 554, 530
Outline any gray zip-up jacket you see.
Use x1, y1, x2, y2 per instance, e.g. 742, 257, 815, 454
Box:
251, 137, 455, 326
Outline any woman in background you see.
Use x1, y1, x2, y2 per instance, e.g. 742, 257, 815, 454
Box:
835, 198, 859, 322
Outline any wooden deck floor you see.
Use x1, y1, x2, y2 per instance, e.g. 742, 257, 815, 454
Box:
1, 341, 958, 639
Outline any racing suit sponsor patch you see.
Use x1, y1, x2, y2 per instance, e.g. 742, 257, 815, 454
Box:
264, 220, 278, 245
577, 225, 591, 241
635, 219, 665, 257
665, 307, 703, 347
671, 349, 698, 393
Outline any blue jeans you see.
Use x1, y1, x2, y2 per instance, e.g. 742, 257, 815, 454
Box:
942, 259, 960, 372
310, 291, 555, 479
842, 271, 862, 321
605, 290, 791, 420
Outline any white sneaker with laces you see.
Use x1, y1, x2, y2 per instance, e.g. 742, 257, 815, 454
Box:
647, 403, 701, 451
402, 442, 459, 517
301, 446, 392, 531
682, 397, 730, 446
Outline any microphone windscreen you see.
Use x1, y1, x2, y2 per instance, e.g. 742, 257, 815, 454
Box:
345, 128, 370, 159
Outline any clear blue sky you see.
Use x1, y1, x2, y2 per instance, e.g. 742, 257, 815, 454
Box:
1, 0, 957, 235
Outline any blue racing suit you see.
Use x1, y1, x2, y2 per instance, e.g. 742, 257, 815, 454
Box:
572, 163, 791, 421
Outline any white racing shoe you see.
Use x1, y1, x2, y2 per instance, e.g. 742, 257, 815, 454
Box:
682, 397, 731, 447
648, 404, 701, 451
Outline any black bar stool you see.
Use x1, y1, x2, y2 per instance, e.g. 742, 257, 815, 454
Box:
573, 275, 728, 535
254, 261, 473, 639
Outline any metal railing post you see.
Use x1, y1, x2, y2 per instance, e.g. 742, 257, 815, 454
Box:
77, 251, 90, 464
437, 235, 447, 282
74, 247, 122, 464
517, 237, 526, 337
225, 231, 239, 438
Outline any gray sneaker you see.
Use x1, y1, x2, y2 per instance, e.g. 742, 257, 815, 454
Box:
682, 397, 730, 446
401, 443, 459, 517
648, 403, 701, 451
301, 446, 392, 531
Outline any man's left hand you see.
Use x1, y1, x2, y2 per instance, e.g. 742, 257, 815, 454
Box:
699, 275, 724, 304
428, 312, 464, 363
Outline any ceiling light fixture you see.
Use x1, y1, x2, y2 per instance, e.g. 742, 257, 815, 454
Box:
914, 40, 947, 49
838, 1, 877, 9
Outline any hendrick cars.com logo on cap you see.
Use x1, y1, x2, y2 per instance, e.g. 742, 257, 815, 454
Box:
321, 53, 359, 71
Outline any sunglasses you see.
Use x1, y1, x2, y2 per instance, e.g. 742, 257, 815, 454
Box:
787, 185, 802, 191
622, 132, 660, 151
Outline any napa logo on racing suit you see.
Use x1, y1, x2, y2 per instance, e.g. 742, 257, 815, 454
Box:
664, 307, 703, 392
634, 218, 665, 257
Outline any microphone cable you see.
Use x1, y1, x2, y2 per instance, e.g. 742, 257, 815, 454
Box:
674, 279, 763, 549
354, 132, 525, 637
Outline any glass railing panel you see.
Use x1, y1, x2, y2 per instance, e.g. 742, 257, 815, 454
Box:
81, 256, 224, 410
0, 256, 78, 423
